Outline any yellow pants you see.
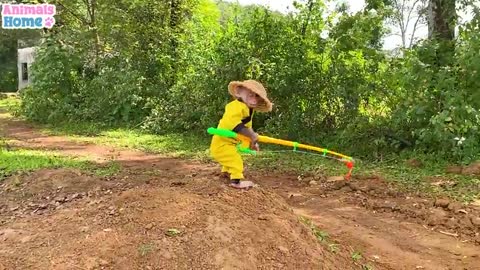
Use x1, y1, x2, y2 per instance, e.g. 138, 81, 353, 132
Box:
210, 136, 244, 180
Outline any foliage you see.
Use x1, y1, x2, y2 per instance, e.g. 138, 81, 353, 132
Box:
0, 94, 21, 115
15, 0, 480, 164
19, 0, 197, 125
0, 148, 120, 180
0, 35, 17, 92
386, 12, 480, 163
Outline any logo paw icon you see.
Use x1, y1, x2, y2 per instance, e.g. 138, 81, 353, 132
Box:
44, 17, 55, 28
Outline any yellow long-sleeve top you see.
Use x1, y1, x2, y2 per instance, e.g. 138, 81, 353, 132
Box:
212, 99, 254, 145
218, 99, 254, 130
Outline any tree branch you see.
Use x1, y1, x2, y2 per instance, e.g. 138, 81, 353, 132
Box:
405, 0, 422, 31
82, 0, 92, 25
301, 0, 314, 37
56, 1, 88, 26
409, 13, 423, 48
385, 33, 405, 38
395, 0, 406, 31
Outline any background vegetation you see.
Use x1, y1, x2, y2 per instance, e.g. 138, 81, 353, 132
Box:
1, 0, 479, 164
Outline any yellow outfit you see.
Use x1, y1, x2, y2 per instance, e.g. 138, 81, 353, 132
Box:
210, 99, 254, 180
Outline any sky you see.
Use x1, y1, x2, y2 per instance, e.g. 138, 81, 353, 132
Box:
223, 0, 477, 51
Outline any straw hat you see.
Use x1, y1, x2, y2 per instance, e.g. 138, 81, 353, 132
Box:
228, 80, 273, 112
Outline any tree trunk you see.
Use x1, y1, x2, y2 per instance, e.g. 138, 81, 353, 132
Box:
427, 0, 456, 40
169, 0, 181, 88
81, 0, 99, 70
427, 0, 456, 67
301, 0, 314, 37
91, 0, 99, 70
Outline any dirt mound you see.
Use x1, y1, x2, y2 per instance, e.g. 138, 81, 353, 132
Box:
334, 178, 480, 243
0, 172, 357, 270
446, 161, 480, 176
2, 113, 479, 269
266, 172, 480, 245
0, 168, 131, 222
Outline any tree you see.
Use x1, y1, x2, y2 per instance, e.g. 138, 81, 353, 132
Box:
426, 0, 457, 66
427, 0, 456, 40
388, 0, 429, 48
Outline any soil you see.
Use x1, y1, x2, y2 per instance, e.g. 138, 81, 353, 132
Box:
1, 113, 480, 270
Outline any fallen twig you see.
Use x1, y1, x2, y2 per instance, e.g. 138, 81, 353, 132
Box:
438, 230, 459, 237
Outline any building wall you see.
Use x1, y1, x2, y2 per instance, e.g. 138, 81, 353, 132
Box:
17, 47, 36, 91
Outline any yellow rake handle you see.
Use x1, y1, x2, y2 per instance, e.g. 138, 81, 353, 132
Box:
235, 133, 352, 161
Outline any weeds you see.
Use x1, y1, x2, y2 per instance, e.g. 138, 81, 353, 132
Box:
0, 148, 120, 180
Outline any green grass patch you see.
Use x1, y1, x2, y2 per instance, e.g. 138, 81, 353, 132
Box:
0, 148, 120, 180
0, 93, 21, 116
351, 250, 363, 262
138, 243, 156, 257
5, 101, 476, 203
365, 153, 480, 202
299, 216, 375, 268
37, 121, 480, 202
41, 121, 349, 172
246, 148, 479, 202
41, 121, 121, 137
245, 147, 347, 175
40, 122, 211, 159
299, 216, 331, 244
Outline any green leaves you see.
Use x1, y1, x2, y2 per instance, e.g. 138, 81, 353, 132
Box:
15, 0, 480, 164
386, 20, 480, 162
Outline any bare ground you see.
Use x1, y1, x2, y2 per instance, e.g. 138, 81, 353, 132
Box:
1, 115, 479, 270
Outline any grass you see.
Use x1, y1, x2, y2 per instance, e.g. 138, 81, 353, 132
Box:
38, 121, 352, 174
243, 143, 478, 202
29, 122, 480, 203
0, 93, 20, 117
138, 243, 155, 257
1, 94, 478, 202
41, 123, 211, 160
248, 149, 479, 202
367, 153, 480, 202
0, 93, 20, 108
351, 250, 363, 262
299, 216, 375, 269
361, 264, 375, 270
0, 96, 122, 179
299, 216, 332, 244
0, 148, 120, 180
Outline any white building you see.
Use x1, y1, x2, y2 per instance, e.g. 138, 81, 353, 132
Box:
17, 47, 36, 91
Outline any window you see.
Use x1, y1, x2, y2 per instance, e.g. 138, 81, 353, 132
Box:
21, 63, 28, 81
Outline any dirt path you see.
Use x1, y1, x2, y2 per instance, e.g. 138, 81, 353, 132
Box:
1, 114, 479, 270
